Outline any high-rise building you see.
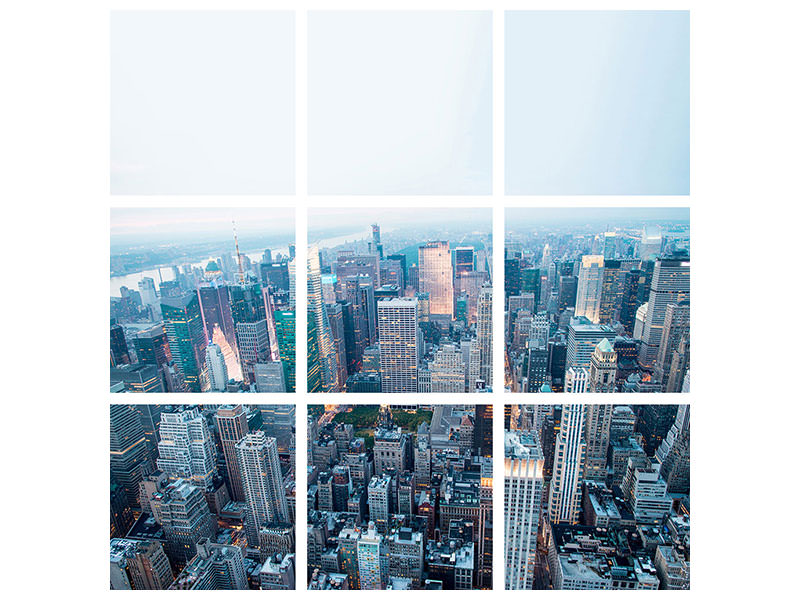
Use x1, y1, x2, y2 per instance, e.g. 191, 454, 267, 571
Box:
565, 317, 616, 373
377, 298, 419, 393
274, 310, 296, 392
430, 344, 466, 392
504, 431, 544, 590
418, 241, 454, 317
655, 405, 690, 494
149, 479, 217, 567
548, 404, 586, 524
357, 523, 390, 590
235, 431, 289, 546
367, 475, 391, 533
110, 538, 174, 590
157, 408, 217, 489
170, 539, 248, 590
204, 343, 228, 391
161, 293, 207, 392
474, 405, 493, 457
574, 255, 604, 324
638, 256, 690, 368
110, 404, 151, 509
476, 284, 493, 388
583, 404, 612, 481
110, 323, 131, 367
653, 302, 690, 389
308, 246, 340, 392
588, 338, 617, 392
214, 405, 249, 502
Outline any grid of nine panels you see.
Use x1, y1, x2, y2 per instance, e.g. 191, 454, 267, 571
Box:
109, 2, 690, 592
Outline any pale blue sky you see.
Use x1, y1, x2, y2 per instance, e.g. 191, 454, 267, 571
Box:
505, 11, 689, 195
111, 11, 294, 195
308, 11, 492, 195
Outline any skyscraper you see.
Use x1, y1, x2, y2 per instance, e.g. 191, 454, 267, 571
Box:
308, 245, 340, 392
110, 404, 151, 509
583, 404, 612, 481
476, 284, 493, 388
357, 523, 390, 590
157, 408, 217, 489
214, 405, 249, 502
235, 431, 289, 546
639, 255, 690, 368
548, 404, 586, 524
419, 241, 454, 318
161, 293, 207, 392
205, 343, 228, 392
588, 338, 617, 392
377, 298, 419, 393
504, 431, 544, 590
574, 255, 604, 324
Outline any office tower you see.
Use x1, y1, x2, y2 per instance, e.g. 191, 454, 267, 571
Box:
455, 270, 489, 324
170, 539, 248, 590
150, 480, 217, 567
110, 538, 174, 590
374, 428, 408, 476
380, 258, 404, 289
505, 256, 521, 297
548, 404, 586, 524
665, 336, 690, 393
111, 363, 165, 393
214, 405, 249, 502
610, 405, 637, 442
474, 405, 493, 457
111, 323, 131, 366
377, 298, 419, 393
345, 274, 375, 354
110, 476, 134, 538
619, 269, 645, 335
336, 252, 381, 289
197, 285, 236, 352
574, 255, 604, 323
520, 267, 541, 306
564, 367, 589, 393
414, 422, 432, 490
638, 405, 679, 455
236, 431, 289, 546
430, 344, 466, 392
326, 302, 349, 388
526, 347, 548, 392
228, 283, 269, 384
638, 256, 690, 368
504, 431, 544, 590
655, 406, 690, 493
633, 303, 648, 339
307, 309, 322, 392
204, 343, 228, 391
653, 302, 690, 389
157, 408, 217, 489
583, 404, 612, 481
368, 475, 391, 532
308, 246, 340, 392
273, 310, 295, 392
397, 471, 416, 515
454, 246, 475, 274
603, 231, 618, 259
161, 293, 207, 392
557, 274, 578, 311
133, 325, 172, 369
254, 361, 287, 392
548, 339, 567, 392
388, 528, 424, 588
418, 241, 454, 317
640, 225, 663, 259
565, 317, 616, 373
598, 259, 629, 324
358, 523, 390, 590
475, 284, 493, 387
137, 276, 159, 312
110, 405, 151, 511
588, 339, 617, 392
261, 261, 290, 292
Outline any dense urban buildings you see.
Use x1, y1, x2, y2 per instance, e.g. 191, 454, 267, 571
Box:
505, 208, 690, 393
110, 404, 296, 590
307, 405, 493, 589
307, 210, 493, 393
110, 208, 296, 393
505, 404, 690, 590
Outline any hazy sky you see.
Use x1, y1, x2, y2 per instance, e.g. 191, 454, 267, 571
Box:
308, 11, 492, 195
308, 207, 492, 234
111, 207, 295, 247
111, 11, 294, 194
505, 11, 689, 195
506, 207, 689, 227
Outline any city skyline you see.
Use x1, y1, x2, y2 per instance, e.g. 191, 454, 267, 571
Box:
110, 208, 296, 393
307, 213, 492, 393
110, 404, 297, 590
505, 208, 690, 394
308, 404, 493, 590
505, 404, 689, 590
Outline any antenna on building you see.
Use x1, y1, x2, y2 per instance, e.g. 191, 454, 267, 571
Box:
233, 219, 245, 284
